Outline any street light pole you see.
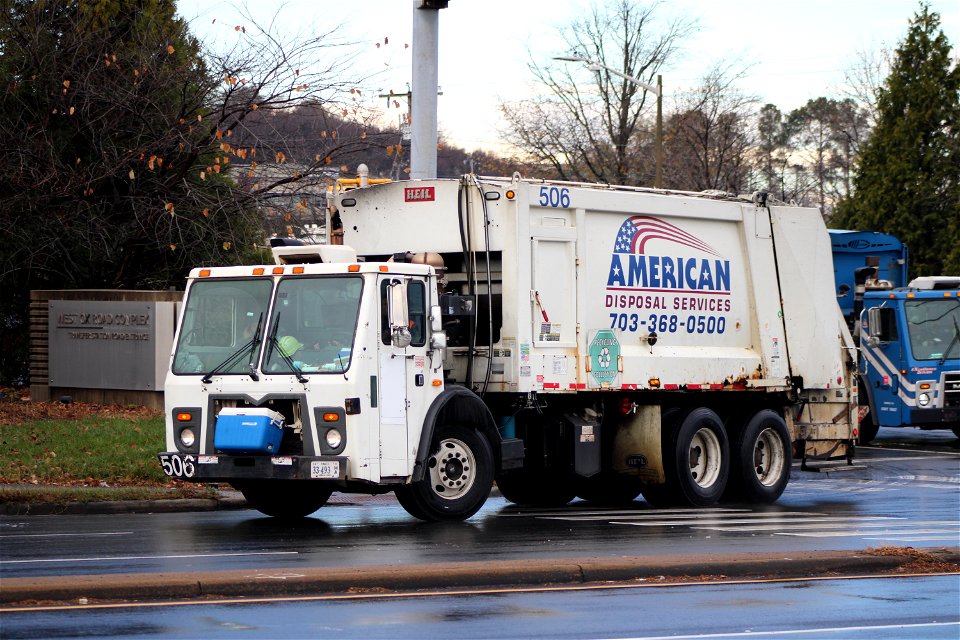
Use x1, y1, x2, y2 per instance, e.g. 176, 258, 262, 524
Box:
554, 55, 663, 188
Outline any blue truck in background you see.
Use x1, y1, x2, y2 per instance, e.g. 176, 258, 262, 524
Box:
828, 231, 959, 443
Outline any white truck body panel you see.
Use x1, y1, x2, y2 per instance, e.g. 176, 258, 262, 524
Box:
338, 178, 852, 401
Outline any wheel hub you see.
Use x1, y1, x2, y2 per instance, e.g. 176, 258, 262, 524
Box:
429, 438, 475, 500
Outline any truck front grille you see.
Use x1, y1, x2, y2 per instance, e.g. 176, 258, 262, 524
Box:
944, 373, 960, 407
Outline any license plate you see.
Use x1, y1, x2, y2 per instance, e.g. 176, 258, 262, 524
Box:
310, 460, 339, 479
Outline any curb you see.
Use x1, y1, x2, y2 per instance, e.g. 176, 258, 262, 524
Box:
0, 495, 247, 516
2, 548, 957, 605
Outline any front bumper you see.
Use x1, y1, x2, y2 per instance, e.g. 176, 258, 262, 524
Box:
158, 452, 347, 482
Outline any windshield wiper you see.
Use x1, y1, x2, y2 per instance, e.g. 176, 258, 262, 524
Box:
938, 317, 960, 366
266, 312, 308, 384
201, 313, 264, 384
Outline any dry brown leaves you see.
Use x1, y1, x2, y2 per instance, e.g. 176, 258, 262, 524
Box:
0, 393, 161, 426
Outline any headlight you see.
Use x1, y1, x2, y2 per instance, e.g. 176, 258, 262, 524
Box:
325, 428, 342, 449
918, 393, 931, 407
180, 428, 196, 447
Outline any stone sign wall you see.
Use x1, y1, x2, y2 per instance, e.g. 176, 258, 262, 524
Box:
30, 290, 182, 409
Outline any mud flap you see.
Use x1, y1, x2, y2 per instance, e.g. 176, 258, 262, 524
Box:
612, 405, 665, 484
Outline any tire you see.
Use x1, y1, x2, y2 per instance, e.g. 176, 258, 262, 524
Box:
496, 469, 576, 507
234, 480, 333, 519
575, 471, 643, 506
658, 407, 729, 507
395, 424, 494, 521
726, 410, 791, 504
858, 408, 880, 444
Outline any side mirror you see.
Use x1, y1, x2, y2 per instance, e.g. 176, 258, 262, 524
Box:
429, 305, 443, 333
866, 306, 897, 342
388, 279, 412, 348
837, 284, 850, 298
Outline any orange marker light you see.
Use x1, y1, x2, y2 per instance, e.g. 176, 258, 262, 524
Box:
322, 412, 339, 422
293, 266, 305, 274
176, 412, 193, 422
505, 190, 516, 200
919, 383, 931, 390
198, 269, 211, 277
253, 267, 265, 275
431, 379, 443, 387
648, 378, 661, 388
348, 264, 361, 272
379, 265, 389, 272
272, 267, 284, 275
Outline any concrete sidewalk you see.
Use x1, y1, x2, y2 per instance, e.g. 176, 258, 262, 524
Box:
2, 548, 958, 605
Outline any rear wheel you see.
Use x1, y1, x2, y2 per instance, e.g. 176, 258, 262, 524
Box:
395, 424, 494, 521
726, 410, 791, 503
641, 408, 729, 507
234, 480, 333, 519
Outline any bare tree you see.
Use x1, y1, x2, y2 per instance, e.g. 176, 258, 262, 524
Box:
664, 62, 757, 193
500, 0, 696, 185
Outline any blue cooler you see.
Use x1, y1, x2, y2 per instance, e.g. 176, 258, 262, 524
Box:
214, 408, 285, 454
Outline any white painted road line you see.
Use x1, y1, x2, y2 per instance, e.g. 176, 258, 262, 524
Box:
0, 531, 134, 539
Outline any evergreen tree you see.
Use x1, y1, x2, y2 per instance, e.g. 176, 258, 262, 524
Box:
832, 3, 960, 277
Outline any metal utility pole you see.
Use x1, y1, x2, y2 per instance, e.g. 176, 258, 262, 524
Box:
555, 55, 664, 189
410, 0, 448, 180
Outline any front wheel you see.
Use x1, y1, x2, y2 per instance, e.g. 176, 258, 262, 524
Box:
858, 407, 880, 444
395, 424, 494, 521
234, 480, 333, 519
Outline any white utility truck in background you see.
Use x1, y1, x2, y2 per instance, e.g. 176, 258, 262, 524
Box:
159, 174, 857, 521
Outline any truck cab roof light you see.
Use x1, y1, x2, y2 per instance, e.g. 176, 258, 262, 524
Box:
199, 269, 211, 277
379, 265, 389, 272
292, 266, 305, 274
253, 268, 265, 275
348, 265, 361, 272
272, 267, 284, 275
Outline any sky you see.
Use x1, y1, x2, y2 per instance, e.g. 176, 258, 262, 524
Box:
177, 0, 960, 153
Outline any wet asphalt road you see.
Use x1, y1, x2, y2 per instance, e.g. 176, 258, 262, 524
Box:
3, 574, 958, 639
1, 428, 958, 581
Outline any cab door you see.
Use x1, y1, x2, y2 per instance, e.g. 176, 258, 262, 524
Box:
377, 276, 430, 477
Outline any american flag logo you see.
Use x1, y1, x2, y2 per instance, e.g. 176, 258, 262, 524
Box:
614, 216, 719, 256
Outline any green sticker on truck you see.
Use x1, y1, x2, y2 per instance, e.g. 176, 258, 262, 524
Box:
589, 329, 620, 387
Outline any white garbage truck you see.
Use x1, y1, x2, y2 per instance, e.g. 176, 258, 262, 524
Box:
159, 174, 857, 521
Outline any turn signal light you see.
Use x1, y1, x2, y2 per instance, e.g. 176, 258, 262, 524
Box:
505, 190, 516, 200
431, 379, 443, 387
919, 383, 931, 390
176, 412, 193, 422
322, 412, 339, 422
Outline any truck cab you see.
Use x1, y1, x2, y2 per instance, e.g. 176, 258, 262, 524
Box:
857, 276, 960, 441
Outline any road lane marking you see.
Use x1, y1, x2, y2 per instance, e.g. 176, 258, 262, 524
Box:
776, 529, 956, 537
606, 621, 960, 639
612, 516, 901, 527
1, 551, 298, 565
699, 520, 957, 532
541, 511, 830, 522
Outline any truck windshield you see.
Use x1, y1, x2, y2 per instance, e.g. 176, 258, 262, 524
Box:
905, 299, 960, 361
264, 276, 363, 374
172, 278, 273, 375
